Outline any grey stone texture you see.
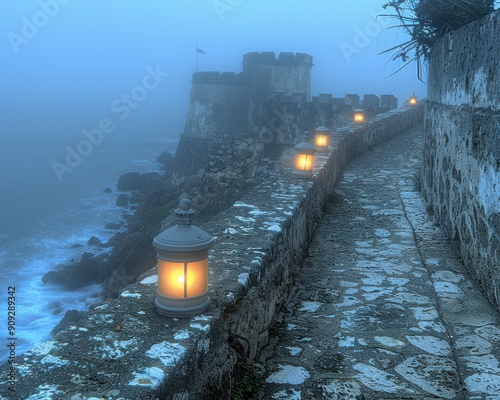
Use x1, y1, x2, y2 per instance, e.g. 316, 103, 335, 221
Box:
259, 125, 500, 399
243, 52, 313, 101
0, 106, 422, 399
423, 10, 500, 310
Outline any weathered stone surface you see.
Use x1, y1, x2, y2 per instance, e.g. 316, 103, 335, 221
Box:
423, 9, 500, 310
258, 126, 500, 399
0, 105, 424, 399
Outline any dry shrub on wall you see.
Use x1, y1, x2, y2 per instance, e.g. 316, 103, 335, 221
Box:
380, 0, 497, 79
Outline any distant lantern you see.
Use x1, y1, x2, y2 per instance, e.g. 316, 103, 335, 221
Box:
153, 199, 213, 317
314, 126, 330, 152
353, 109, 365, 123
409, 93, 417, 105
293, 131, 316, 178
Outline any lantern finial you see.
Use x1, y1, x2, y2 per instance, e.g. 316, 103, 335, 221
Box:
175, 198, 194, 226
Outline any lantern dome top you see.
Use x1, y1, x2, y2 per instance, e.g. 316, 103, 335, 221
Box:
315, 126, 329, 132
294, 131, 316, 153
153, 199, 214, 252
294, 140, 316, 153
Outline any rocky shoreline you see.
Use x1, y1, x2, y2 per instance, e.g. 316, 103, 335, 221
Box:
43, 150, 174, 334
44, 148, 255, 335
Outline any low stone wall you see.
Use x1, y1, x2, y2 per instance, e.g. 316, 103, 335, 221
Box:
422, 10, 500, 310
0, 105, 423, 399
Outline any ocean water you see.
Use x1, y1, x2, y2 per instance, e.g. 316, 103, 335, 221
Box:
0, 115, 178, 365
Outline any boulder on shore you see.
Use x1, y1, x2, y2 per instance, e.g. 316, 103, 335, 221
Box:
105, 222, 124, 230
51, 310, 86, 336
129, 193, 142, 204
157, 150, 174, 165
87, 236, 102, 246
42, 256, 104, 290
116, 194, 129, 206
100, 231, 157, 298
157, 151, 174, 175
117, 172, 144, 191
81, 252, 95, 260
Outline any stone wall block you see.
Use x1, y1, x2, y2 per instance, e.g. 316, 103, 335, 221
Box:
423, 11, 500, 309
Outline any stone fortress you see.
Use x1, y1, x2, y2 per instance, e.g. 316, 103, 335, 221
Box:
1, 9, 499, 393
173, 51, 398, 181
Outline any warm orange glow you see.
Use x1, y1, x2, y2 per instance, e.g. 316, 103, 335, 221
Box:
314, 134, 329, 148
409, 96, 417, 105
158, 259, 208, 298
354, 112, 365, 123
294, 153, 314, 171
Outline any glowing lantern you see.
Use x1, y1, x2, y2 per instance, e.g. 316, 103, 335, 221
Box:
353, 109, 365, 123
293, 131, 316, 178
314, 126, 330, 152
153, 198, 213, 317
409, 94, 417, 105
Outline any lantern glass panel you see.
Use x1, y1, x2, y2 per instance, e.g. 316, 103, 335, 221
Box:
315, 134, 329, 147
294, 154, 314, 171
409, 96, 417, 105
158, 258, 208, 298
354, 113, 364, 122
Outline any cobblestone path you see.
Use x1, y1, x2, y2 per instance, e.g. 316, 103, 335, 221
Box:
258, 126, 500, 399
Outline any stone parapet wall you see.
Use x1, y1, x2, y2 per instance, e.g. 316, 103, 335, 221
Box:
422, 10, 500, 309
0, 105, 423, 399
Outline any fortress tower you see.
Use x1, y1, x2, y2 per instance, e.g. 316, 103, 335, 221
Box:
173, 72, 252, 175
174, 52, 313, 176
242, 52, 313, 101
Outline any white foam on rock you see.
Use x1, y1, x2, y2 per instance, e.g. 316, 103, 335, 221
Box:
266, 365, 310, 385
146, 342, 186, 366
140, 275, 158, 285
128, 367, 165, 389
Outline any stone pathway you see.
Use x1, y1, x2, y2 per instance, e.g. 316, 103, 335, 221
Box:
257, 126, 500, 399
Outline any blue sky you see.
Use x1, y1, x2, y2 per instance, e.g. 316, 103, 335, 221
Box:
1, 0, 427, 140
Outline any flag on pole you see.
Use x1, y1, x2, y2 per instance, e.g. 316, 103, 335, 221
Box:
195, 44, 206, 72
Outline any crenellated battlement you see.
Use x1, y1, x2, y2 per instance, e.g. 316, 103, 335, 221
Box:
243, 51, 313, 66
